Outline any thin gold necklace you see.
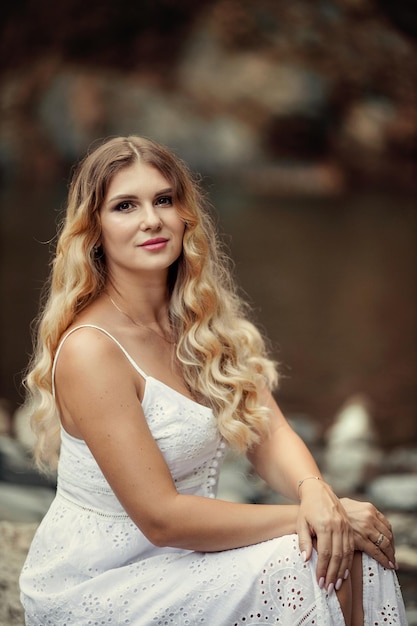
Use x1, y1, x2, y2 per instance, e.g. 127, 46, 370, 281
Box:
107, 294, 175, 345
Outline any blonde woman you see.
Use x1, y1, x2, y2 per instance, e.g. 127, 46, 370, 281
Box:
20, 136, 407, 625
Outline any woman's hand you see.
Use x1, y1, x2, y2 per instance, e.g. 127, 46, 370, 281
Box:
297, 479, 354, 593
340, 497, 398, 571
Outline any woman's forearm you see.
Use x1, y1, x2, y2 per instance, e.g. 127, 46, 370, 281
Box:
135, 494, 299, 552
248, 422, 324, 501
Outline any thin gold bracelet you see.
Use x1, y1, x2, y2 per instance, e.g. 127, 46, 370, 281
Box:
297, 476, 321, 500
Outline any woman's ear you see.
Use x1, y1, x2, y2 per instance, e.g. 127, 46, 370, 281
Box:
93, 239, 103, 259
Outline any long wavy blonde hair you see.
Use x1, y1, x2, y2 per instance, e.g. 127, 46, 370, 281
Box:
25, 135, 278, 470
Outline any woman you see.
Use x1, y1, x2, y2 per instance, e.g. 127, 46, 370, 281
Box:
20, 136, 407, 625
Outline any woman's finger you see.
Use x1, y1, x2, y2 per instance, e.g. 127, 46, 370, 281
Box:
322, 530, 343, 593
315, 528, 333, 590
336, 525, 354, 590
297, 517, 313, 564
376, 511, 396, 552
369, 530, 397, 570
323, 522, 354, 593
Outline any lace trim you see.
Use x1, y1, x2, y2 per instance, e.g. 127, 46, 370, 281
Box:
296, 604, 318, 626
56, 491, 129, 519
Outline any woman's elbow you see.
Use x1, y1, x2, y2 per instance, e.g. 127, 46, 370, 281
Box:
145, 523, 174, 548
133, 504, 183, 548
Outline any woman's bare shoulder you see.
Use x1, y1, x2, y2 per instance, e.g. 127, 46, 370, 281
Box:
56, 323, 129, 378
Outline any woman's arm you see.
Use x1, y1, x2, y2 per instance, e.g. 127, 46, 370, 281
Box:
247, 387, 354, 591
55, 328, 299, 553
247, 387, 398, 584
246, 387, 324, 499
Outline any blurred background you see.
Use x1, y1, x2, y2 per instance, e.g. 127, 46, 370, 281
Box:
0, 0, 416, 622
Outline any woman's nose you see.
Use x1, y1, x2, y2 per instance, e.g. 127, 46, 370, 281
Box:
140, 205, 162, 230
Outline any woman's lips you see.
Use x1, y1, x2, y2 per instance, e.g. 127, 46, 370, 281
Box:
139, 238, 168, 251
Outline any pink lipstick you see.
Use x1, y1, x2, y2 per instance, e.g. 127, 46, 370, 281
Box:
140, 238, 168, 251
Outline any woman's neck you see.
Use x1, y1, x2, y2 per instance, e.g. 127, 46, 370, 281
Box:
105, 277, 170, 325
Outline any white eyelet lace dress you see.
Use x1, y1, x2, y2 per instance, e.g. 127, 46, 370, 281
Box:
20, 325, 408, 625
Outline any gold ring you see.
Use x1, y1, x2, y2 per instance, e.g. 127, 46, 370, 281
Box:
375, 533, 384, 547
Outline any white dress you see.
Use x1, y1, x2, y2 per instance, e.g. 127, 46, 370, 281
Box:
20, 325, 408, 625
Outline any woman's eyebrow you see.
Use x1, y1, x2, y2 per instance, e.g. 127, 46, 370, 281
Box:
106, 193, 138, 204
154, 187, 173, 197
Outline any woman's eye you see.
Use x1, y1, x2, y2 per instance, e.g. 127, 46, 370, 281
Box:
155, 196, 173, 207
114, 201, 134, 212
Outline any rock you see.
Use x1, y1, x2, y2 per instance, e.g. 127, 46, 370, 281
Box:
0, 521, 37, 626
0, 435, 55, 488
390, 512, 417, 547
406, 608, 417, 626
367, 474, 417, 511
396, 544, 417, 571
0, 436, 35, 483
385, 447, 417, 473
217, 451, 259, 503
0, 483, 55, 523
323, 394, 383, 494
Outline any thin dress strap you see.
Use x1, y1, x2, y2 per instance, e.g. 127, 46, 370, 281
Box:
51, 324, 148, 398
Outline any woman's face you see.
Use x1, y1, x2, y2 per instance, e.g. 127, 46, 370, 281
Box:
99, 161, 186, 280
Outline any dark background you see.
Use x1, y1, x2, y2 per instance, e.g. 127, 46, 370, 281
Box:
1, 0, 416, 447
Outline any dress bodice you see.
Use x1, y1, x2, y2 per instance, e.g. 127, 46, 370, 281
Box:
54, 325, 227, 515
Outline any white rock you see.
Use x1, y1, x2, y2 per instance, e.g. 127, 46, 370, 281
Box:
323, 395, 382, 494
326, 394, 378, 446
367, 474, 417, 511
0, 483, 54, 522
